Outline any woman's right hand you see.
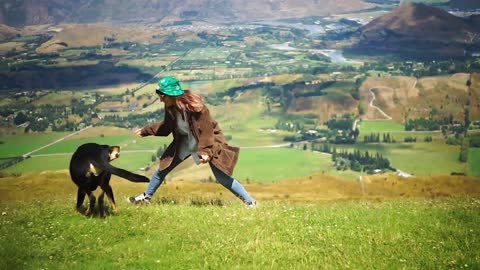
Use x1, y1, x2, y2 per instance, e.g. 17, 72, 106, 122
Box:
134, 128, 144, 137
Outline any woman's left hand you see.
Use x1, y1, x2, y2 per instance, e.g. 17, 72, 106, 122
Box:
199, 154, 210, 163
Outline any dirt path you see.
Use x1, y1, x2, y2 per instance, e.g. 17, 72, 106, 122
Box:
368, 87, 392, 120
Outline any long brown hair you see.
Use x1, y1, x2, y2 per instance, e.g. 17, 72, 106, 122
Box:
167, 90, 204, 115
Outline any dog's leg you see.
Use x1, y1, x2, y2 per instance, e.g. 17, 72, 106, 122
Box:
85, 191, 96, 216
98, 190, 106, 218
76, 189, 86, 214
102, 184, 117, 213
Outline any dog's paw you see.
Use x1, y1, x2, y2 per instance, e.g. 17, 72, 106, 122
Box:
84, 208, 93, 216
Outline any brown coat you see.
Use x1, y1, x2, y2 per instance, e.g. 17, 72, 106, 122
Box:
140, 106, 240, 176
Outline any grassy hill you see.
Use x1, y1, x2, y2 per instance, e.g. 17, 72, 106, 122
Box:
359, 73, 480, 123
0, 171, 479, 269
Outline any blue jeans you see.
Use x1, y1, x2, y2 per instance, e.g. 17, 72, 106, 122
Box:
145, 157, 255, 204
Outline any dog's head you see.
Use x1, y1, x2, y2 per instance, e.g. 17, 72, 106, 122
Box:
109, 146, 120, 161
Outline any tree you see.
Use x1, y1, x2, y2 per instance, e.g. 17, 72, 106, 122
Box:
459, 137, 469, 163
464, 108, 470, 137
14, 112, 28, 125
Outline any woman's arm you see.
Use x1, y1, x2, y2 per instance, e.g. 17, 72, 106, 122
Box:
138, 112, 174, 137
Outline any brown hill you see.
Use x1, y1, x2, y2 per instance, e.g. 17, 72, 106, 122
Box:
0, 24, 20, 40
35, 23, 168, 53
359, 73, 480, 123
0, 0, 374, 27
1, 171, 479, 203
354, 3, 480, 57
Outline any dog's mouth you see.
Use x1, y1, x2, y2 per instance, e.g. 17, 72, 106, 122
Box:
109, 151, 120, 161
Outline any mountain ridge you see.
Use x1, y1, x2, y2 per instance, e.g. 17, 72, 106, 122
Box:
0, 0, 374, 27
353, 3, 480, 57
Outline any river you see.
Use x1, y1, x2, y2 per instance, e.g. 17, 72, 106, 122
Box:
269, 42, 363, 65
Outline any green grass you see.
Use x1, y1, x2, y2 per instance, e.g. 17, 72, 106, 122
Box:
1, 135, 160, 174
468, 148, 480, 176
34, 136, 133, 155
335, 142, 464, 176
2, 152, 154, 174
235, 148, 330, 182
2, 155, 70, 173
358, 121, 405, 132
0, 198, 478, 269
183, 47, 239, 61
0, 132, 70, 158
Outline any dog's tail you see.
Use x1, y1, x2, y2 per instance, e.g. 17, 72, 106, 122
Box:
110, 166, 150, 182
94, 161, 150, 182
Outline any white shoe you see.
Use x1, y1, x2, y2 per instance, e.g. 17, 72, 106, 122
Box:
246, 201, 257, 209
128, 193, 151, 204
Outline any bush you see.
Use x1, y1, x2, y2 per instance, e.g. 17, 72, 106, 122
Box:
446, 136, 462, 145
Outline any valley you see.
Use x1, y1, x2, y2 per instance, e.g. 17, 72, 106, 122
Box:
1, 2, 480, 180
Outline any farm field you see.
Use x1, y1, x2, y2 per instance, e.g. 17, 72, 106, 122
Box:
335, 141, 465, 176
358, 120, 405, 132
170, 148, 335, 183
468, 148, 480, 176
3, 151, 153, 175
0, 124, 473, 180
33, 135, 133, 155
0, 170, 479, 270
2, 145, 335, 182
0, 132, 70, 158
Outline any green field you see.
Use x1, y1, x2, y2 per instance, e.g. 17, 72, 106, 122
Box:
0, 132, 70, 158
183, 47, 239, 61
1, 197, 478, 269
358, 120, 405, 132
468, 148, 480, 176
2, 152, 153, 174
235, 148, 330, 182
335, 141, 464, 176
34, 135, 134, 155
0, 127, 467, 180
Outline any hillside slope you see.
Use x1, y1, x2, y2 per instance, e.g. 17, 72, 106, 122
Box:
1, 171, 479, 203
0, 24, 20, 40
360, 73, 480, 122
0, 0, 374, 27
354, 3, 480, 57
359, 73, 480, 123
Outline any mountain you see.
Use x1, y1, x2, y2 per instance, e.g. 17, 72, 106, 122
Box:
0, 0, 374, 27
353, 3, 480, 57
0, 24, 20, 40
448, 0, 480, 9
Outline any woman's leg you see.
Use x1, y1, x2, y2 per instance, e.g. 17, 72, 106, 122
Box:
129, 157, 183, 203
145, 157, 183, 197
209, 163, 255, 205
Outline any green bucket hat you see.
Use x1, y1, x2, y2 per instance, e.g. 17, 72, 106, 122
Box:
156, 76, 184, 97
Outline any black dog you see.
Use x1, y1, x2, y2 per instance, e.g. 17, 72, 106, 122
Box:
69, 143, 149, 217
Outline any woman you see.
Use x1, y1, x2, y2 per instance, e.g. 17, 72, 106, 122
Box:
128, 76, 256, 207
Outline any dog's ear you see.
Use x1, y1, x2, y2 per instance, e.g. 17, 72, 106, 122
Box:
109, 146, 120, 161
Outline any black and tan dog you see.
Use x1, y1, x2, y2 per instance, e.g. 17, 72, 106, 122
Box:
69, 143, 149, 217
